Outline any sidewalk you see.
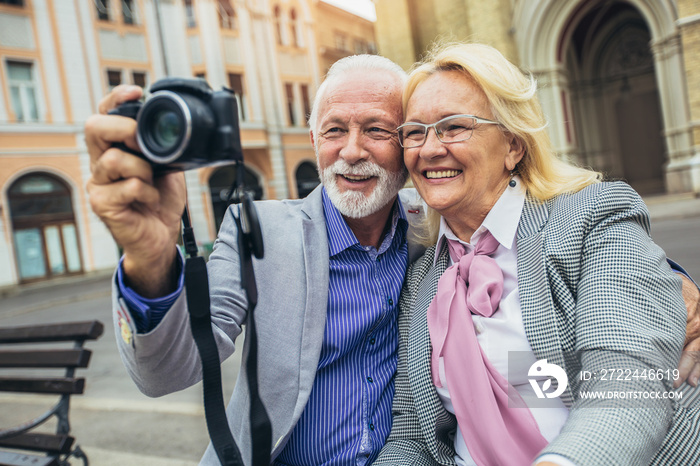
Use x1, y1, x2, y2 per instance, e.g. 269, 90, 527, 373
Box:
0, 268, 113, 315
643, 191, 700, 221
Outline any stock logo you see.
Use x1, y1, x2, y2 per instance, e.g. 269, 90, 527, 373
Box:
528, 359, 568, 399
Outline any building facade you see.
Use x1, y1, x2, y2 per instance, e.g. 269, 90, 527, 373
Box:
0, 0, 375, 287
375, 0, 700, 197
315, 0, 376, 75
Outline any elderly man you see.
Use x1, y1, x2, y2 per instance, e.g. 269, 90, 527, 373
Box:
86, 53, 700, 466
85, 55, 422, 465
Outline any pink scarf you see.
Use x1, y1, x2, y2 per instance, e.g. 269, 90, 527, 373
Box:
427, 231, 548, 465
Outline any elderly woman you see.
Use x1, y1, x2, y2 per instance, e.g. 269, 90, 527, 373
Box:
374, 43, 699, 466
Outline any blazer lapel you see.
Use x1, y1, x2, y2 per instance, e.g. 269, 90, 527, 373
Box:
516, 196, 573, 406
408, 243, 457, 462
294, 187, 330, 417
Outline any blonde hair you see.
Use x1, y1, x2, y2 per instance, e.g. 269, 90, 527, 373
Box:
405, 42, 601, 244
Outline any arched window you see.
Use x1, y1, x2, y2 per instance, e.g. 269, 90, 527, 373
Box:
295, 161, 319, 198
209, 165, 264, 233
289, 8, 299, 47
273, 5, 283, 45
8, 173, 82, 281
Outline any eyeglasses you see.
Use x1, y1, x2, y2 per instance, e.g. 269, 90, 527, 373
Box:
396, 114, 502, 148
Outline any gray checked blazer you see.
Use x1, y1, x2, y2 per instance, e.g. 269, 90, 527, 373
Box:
375, 182, 700, 466
112, 185, 426, 465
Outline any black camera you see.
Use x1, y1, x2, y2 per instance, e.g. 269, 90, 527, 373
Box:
109, 77, 242, 172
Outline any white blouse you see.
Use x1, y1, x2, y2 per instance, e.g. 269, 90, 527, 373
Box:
433, 177, 571, 466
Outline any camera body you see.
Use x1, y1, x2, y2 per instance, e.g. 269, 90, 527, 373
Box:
109, 77, 243, 172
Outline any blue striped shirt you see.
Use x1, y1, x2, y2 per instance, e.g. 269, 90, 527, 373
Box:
274, 189, 409, 465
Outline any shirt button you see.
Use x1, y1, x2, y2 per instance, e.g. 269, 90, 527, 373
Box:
369, 423, 375, 431
367, 376, 373, 383
387, 297, 394, 306
369, 337, 376, 345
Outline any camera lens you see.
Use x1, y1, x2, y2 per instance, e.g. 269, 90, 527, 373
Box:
152, 110, 182, 151
137, 91, 191, 164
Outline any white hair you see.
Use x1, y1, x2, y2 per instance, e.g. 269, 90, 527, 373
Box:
307, 54, 407, 133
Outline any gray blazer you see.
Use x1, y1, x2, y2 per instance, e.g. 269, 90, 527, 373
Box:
112, 185, 426, 465
375, 182, 700, 466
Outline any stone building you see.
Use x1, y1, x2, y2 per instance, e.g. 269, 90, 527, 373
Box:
315, 0, 376, 75
0, 0, 375, 287
374, 0, 700, 197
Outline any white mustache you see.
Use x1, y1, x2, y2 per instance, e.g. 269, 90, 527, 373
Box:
325, 160, 384, 178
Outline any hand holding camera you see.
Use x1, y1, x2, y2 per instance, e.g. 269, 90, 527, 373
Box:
85, 82, 187, 298
86, 78, 261, 298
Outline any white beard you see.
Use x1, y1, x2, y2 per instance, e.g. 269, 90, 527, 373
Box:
320, 159, 408, 219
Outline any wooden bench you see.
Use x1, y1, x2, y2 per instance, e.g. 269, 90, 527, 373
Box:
0, 320, 104, 466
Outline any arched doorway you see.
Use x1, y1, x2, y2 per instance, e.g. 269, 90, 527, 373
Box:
8, 172, 83, 282
295, 161, 319, 198
209, 165, 264, 233
566, 3, 664, 194
514, 0, 693, 195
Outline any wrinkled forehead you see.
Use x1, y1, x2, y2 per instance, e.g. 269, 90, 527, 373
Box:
319, 71, 403, 120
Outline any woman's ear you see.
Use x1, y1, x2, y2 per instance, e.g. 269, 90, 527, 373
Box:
505, 135, 524, 171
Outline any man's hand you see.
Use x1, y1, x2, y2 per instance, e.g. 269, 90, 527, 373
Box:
675, 275, 700, 388
85, 85, 186, 298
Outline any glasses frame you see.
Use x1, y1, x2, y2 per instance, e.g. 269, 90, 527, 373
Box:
396, 114, 502, 148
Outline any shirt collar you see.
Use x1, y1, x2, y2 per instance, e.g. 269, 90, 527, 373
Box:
322, 187, 408, 257
435, 175, 526, 264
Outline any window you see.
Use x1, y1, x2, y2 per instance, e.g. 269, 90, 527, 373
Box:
273, 5, 283, 45
354, 39, 367, 54
289, 8, 298, 47
0, 0, 25, 6
7, 61, 38, 122
228, 73, 246, 121
195, 72, 206, 80
96, 0, 111, 21
107, 69, 122, 90
122, 0, 137, 25
132, 71, 147, 88
300, 84, 310, 125
335, 33, 347, 52
184, 0, 196, 28
218, 0, 236, 30
9, 173, 83, 281
285, 83, 295, 126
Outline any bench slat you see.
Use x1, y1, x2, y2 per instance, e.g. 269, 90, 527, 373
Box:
0, 321, 104, 344
0, 451, 58, 466
0, 349, 92, 369
0, 377, 85, 395
0, 432, 73, 455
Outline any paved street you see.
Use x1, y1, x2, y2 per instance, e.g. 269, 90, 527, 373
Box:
0, 194, 698, 465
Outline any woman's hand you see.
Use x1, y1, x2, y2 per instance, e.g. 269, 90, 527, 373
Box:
676, 275, 700, 387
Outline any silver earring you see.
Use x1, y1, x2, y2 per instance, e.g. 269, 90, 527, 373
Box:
509, 170, 516, 187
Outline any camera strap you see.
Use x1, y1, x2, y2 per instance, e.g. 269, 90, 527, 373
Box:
183, 207, 244, 466
182, 202, 271, 466
232, 205, 272, 465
